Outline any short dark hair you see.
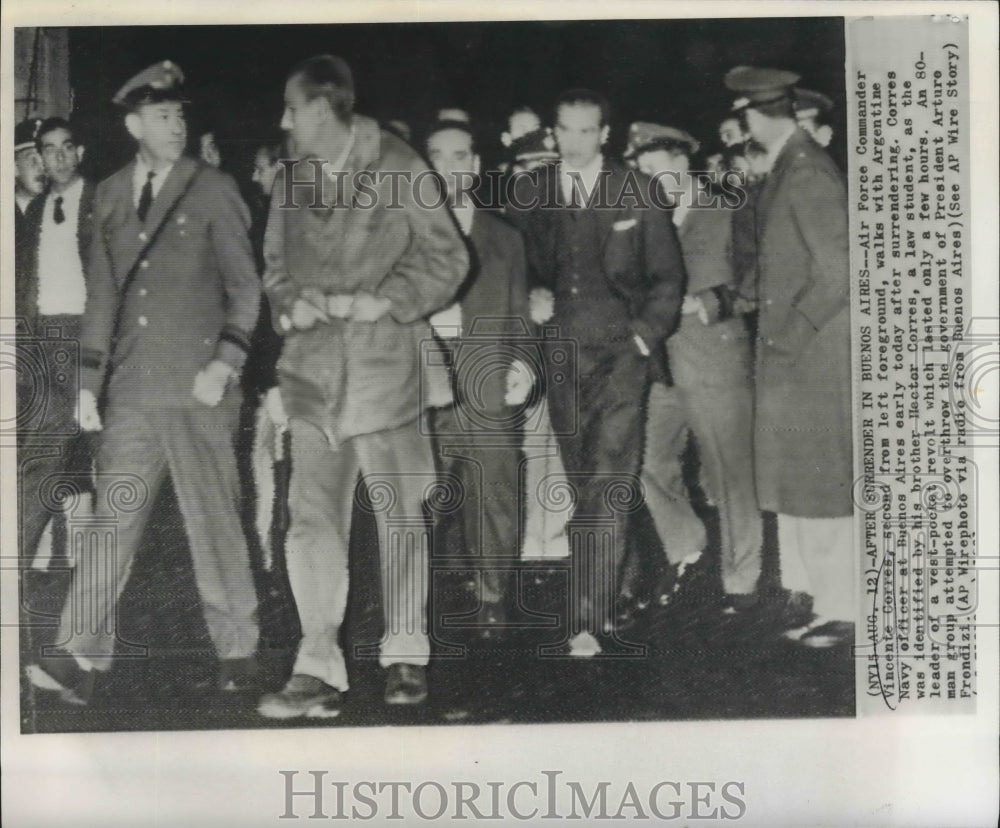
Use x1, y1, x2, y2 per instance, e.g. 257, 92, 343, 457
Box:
639, 138, 696, 161
424, 119, 478, 155
255, 140, 283, 164
289, 54, 355, 120
748, 95, 796, 121
35, 116, 75, 150
554, 88, 611, 127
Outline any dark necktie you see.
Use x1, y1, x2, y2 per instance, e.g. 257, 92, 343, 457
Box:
53, 196, 65, 225
137, 171, 156, 222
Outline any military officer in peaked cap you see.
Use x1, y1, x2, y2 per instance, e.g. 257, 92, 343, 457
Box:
622, 122, 762, 617
27, 61, 263, 705
723, 66, 854, 648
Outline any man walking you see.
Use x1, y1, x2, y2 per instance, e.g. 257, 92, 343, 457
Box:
257, 55, 468, 717
724, 66, 855, 647
625, 122, 762, 614
509, 90, 686, 655
27, 62, 262, 705
425, 119, 530, 638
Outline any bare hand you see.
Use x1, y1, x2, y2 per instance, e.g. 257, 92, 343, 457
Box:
529, 287, 555, 324
681, 294, 703, 315
290, 296, 330, 330
263, 386, 288, 429
77, 389, 102, 431
192, 360, 234, 407
505, 359, 535, 406
326, 294, 355, 319
348, 292, 392, 323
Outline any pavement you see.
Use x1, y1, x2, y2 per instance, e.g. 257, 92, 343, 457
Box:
18, 460, 854, 733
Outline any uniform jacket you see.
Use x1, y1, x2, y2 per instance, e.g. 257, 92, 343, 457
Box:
15, 180, 96, 333
507, 160, 686, 351
753, 127, 852, 517
667, 205, 753, 390
263, 114, 469, 443
447, 210, 530, 419
80, 156, 261, 408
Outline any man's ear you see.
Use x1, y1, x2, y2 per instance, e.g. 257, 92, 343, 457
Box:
124, 112, 143, 142
599, 124, 610, 146
76, 145, 86, 165
473, 154, 482, 177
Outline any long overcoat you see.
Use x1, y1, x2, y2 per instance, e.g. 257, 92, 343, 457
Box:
753, 127, 853, 517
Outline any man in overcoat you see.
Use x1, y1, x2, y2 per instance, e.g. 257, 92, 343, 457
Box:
28, 62, 263, 705
257, 56, 468, 717
724, 67, 855, 646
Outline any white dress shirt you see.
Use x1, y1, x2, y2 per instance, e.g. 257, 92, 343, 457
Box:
36, 176, 87, 316
560, 153, 604, 206
132, 156, 175, 208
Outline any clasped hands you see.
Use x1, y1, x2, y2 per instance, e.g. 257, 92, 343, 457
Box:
289, 287, 391, 330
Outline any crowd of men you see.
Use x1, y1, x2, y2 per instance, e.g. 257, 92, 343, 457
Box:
15, 53, 853, 720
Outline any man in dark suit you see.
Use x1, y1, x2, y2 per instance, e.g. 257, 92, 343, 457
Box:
425, 119, 531, 638
508, 89, 686, 655
725, 67, 854, 648
16, 117, 96, 567
16, 118, 98, 685
27, 62, 262, 705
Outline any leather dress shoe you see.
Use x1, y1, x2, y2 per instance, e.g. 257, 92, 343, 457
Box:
26, 650, 96, 706
218, 656, 262, 693
475, 601, 507, 641
384, 664, 428, 706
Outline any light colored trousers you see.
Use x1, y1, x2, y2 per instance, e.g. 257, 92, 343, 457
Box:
642, 379, 763, 596
778, 513, 856, 622
57, 399, 259, 670
286, 417, 432, 691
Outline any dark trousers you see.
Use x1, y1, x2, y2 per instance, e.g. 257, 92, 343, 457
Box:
55, 394, 259, 669
17, 315, 94, 662
17, 314, 93, 566
430, 404, 522, 605
545, 341, 647, 634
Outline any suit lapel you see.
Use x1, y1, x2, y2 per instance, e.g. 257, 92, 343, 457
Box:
597, 164, 630, 251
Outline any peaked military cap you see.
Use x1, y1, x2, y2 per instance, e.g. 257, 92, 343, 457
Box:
623, 122, 700, 159
724, 66, 801, 111
511, 127, 559, 163
793, 87, 834, 120
113, 60, 188, 111
15, 117, 44, 152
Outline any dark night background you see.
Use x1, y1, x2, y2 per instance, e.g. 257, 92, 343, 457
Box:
67, 17, 847, 182
22, 16, 856, 733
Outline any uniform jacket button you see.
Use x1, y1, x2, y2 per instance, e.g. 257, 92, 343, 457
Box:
140, 260, 149, 269
138, 315, 149, 327
138, 231, 148, 242
139, 287, 148, 296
